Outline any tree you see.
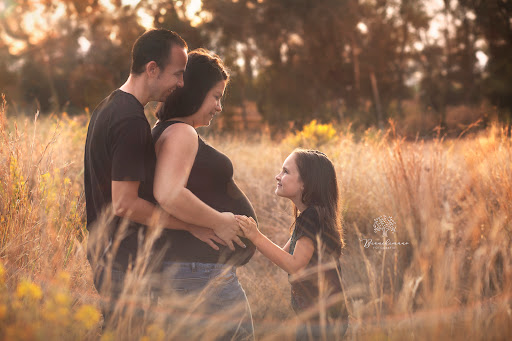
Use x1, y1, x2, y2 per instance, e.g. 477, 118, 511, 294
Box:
462, 0, 512, 120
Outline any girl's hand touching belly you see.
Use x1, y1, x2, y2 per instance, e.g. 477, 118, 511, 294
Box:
235, 215, 261, 241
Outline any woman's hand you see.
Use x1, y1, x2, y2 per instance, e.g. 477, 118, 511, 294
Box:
235, 215, 261, 241
188, 225, 227, 250
212, 212, 246, 250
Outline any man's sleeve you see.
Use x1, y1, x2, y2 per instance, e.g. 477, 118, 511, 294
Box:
111, 118, 151, 181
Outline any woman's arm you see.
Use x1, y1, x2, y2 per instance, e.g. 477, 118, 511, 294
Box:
153, 123, 244, 250
236, 216, 314, 274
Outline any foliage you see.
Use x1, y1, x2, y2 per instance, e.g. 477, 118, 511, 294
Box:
283, 119, 337, 148
0, 0, 511, 127
0, 266, 101, 340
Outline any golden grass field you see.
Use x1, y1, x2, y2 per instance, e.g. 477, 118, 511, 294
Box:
0, 94, 511, 340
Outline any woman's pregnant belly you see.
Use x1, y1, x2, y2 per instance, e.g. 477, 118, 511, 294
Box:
157, 180, 257, 266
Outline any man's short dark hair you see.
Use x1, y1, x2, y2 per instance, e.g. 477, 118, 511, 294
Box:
131, 29, 187, 75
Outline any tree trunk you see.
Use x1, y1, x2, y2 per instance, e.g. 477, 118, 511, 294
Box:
370, 70, 384, 129
43, 49, 60, 113
350, 34, 361, 109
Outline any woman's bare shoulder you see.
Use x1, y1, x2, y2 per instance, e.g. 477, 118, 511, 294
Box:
157, 122, 198, 148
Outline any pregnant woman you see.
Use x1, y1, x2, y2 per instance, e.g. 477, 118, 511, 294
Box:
151, 48, 256, 340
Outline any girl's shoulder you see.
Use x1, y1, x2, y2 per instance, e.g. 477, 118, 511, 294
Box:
298, 206, 320, 224
295, 207, 321, 237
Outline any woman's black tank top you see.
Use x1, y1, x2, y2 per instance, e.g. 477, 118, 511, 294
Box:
152, 120, 256, 266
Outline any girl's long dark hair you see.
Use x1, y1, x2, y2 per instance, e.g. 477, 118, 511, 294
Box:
292, 149, 344, 256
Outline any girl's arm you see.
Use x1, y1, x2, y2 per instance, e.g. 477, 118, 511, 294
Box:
236, 216, 314, 275
283, 238, 291, 253
153, 123, 244, 250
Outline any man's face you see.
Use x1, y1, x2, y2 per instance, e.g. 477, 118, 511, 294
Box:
152, 45, 187, 102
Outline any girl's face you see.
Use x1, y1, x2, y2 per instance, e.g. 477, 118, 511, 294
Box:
190, 80, 226, 128
275, 153, 304, 205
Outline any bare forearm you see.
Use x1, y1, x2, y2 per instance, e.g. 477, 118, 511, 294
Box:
252, 233, 303, 274
158, 187, 225, 230
115, 197, 192, 232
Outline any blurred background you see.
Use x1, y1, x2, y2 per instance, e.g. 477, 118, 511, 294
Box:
1, 2, 511, 339
0, 0, 511, 136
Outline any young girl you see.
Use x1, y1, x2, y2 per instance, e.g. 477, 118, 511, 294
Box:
236, 149, 348, 340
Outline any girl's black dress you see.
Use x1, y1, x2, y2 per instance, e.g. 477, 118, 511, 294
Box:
288, 206, 348, 340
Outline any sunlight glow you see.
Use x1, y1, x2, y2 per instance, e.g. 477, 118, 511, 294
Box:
137, 8, 155, 29
8, 40, 27, 56
188, 0, 204, 27
121, 0, 141, 7
99, 0, 116, 12
357, 22, 368, 34
280, 43, 288, 63
414, 41, 424, 51
466, 11, 476, 21
15, 2, 67, 46
78, 36, 91, 54
476, 51, 488, 69
425, 0, 447, 41
187, 0, 202, 18
288, 33, 303, 46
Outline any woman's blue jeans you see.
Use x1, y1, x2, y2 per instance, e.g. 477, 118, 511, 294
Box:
151, 262, 255, 341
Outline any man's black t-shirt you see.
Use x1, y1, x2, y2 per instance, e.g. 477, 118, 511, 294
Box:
84, 89, 156, 270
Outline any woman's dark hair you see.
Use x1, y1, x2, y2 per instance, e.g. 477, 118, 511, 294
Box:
131, 29, 187, 75
156, 48, 229, 121
292, 149, 344, 255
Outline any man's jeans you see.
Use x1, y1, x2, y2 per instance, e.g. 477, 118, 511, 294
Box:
93, 262, 254, 340
92, 266, 128, 327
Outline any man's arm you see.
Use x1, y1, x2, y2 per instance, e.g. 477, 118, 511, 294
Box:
112, 180, 225, 250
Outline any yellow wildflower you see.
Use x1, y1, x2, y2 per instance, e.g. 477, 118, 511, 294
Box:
0, 262, 5, 282
16, 280, 43, 301
41, 172, 51, 181
101, 332, 115, 341
56, 271, 71, 288
284, 119, 337, 148
143, 324, 165, 341
53, 291, 71, 306
74, 304, 101, 329
44, 303, 69, 323
5, 324, 34, 340
11, 299, 22, 310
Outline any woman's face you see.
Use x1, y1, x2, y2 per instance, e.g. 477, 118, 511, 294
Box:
191, 80, 227, 128
275, 153, 304, 205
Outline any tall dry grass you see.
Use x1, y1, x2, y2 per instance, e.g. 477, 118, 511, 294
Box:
0, 95, 511, 340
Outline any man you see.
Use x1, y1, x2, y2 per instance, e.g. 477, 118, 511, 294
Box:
84, 29, 241, 324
